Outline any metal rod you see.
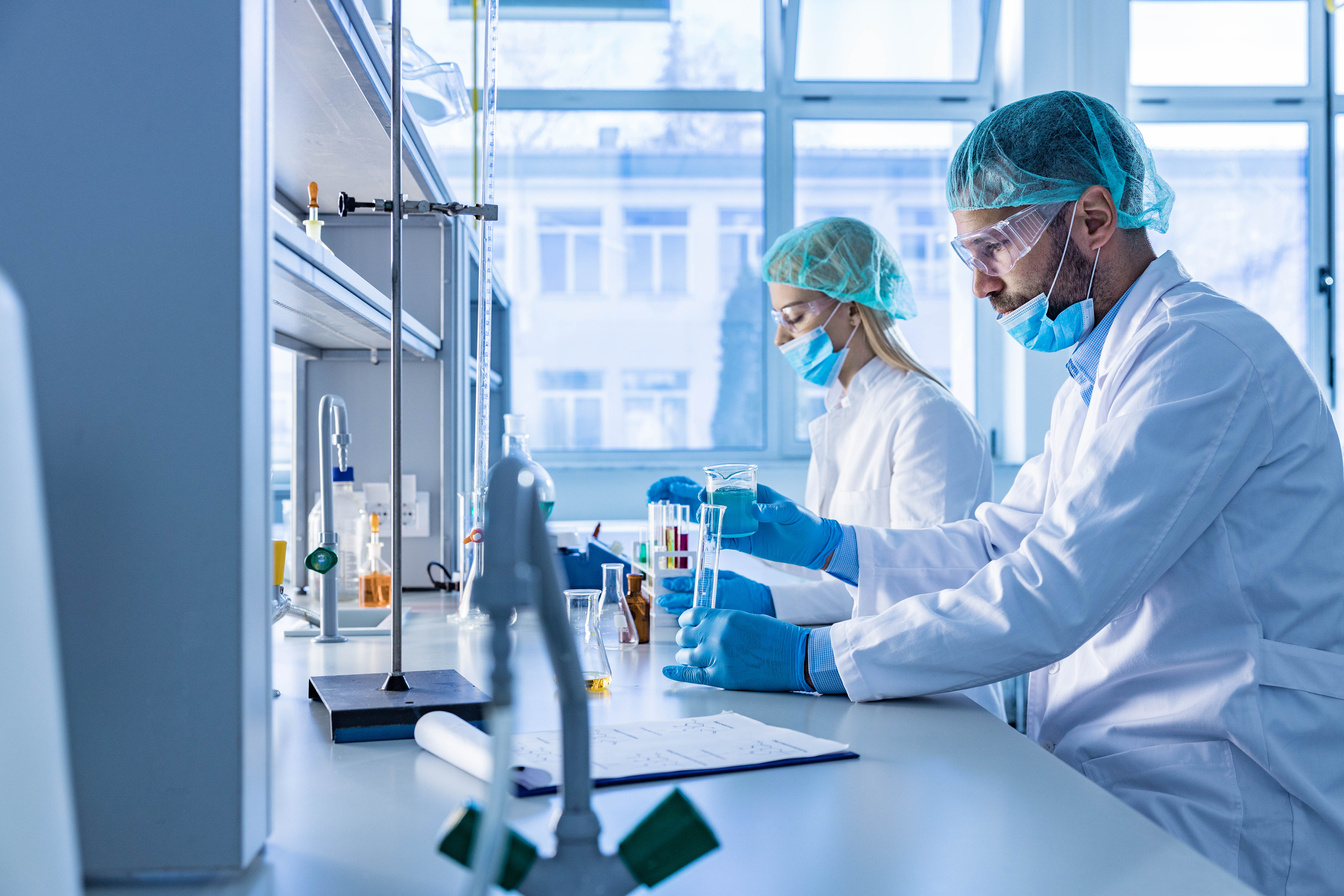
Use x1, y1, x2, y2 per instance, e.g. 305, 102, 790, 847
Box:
384, 0, 407, 690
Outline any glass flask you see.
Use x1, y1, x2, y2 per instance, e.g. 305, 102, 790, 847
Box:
603, 563, 638, 648
499, 414, 556, 518
565, 589, 613, 692
358, 512, 391, 608
704, 463, 758, 538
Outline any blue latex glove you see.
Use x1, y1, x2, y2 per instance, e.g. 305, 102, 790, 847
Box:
722, 484, 844, 570
662, 608, 809, 691
646, 475, 704, 513
657, 571, 775, 617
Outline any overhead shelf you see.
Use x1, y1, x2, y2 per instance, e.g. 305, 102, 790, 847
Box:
273, 0, 453, 216
271, 211, 440, 358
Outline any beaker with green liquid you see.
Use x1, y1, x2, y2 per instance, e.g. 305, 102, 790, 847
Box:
704, 464, 758, 538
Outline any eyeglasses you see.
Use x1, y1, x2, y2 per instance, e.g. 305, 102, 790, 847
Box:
770, 298, 838, 336
949, 201, 1069, 277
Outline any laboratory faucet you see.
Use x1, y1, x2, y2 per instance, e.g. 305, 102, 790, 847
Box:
306, 393, 349, 643
437, 457, 717, 895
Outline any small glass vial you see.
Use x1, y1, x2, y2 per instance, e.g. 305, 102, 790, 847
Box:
565, 589, 613, 692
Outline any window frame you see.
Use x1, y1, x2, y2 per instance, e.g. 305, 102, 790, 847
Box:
493, 1, 1001, 471
1126, 0, 1334, 396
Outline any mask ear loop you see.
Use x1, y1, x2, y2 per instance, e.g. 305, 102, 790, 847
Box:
1043, 200, 1079, 300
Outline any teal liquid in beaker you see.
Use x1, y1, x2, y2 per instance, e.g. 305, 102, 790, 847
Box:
709, 485, 758, 538
540, 500, 554, 518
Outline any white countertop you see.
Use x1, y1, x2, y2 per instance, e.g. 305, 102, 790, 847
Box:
92, 582, 1252, 896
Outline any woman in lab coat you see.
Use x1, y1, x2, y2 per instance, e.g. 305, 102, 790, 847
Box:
652, 217, 1005, 719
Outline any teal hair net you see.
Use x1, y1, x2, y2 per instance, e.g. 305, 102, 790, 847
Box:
947, 90, 1174, 232
761, 217, 916, 319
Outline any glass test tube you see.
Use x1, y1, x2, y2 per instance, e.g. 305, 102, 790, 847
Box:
693, 504, 726, 609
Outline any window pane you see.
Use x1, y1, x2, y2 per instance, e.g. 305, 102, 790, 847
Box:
1139, 122, 1310, 362
660, 233, 687, 293
793, 120, 974, 439
573, 233, 602, 294
1130, 1, 1308, 87
626, 233, 653, 293
538, 233, 567, 293
487, 111, 765, 451
795, 0, 983, 82
418, 0, 763, 91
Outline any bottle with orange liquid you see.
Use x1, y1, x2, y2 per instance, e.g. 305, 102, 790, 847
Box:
358, 513, 392, 608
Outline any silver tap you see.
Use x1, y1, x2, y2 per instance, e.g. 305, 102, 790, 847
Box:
312, 393, 349, 643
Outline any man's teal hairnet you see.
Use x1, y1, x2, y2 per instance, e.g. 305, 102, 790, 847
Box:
947, 90, 1174, 232
761, 217, 916, 319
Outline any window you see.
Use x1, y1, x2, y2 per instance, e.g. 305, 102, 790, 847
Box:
718, 208, 763, 296
434, 0, 764, 90
537, 209, 602, 296
1138, 122, 1311, 363
490, 110, 766, 451
793, 0, 985, 82
622, 370, 690, 448
1130, 1, 1309, 87
793, 120, 972, 438
624, 208, 689, 295
537, 370, 603, 450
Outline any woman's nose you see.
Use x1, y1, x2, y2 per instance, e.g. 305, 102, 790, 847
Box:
774, 323, 791, 346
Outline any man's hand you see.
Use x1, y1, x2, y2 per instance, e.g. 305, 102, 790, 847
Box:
662, 608, 809, 692
656, 571, 775, 616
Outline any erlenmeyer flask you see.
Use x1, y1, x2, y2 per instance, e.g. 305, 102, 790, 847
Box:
565, 589, 612, 692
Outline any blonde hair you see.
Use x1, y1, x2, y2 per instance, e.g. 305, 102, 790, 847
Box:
854, 304, 946, 390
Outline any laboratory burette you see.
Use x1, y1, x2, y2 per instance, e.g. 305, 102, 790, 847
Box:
464, 2, 510, 895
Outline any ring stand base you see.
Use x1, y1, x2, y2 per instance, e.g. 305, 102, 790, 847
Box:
308, 669, 489, 743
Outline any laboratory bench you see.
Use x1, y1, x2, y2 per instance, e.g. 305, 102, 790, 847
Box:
91, 581, 1253, 896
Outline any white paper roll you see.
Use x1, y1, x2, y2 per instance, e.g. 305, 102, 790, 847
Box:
414, 711, 494, 782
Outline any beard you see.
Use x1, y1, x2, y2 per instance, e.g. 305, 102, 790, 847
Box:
996, 219, 1101, 319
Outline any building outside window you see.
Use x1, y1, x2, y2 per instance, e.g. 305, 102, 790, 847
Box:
624, 208, 689, 296
621, 369, 690, 449
537, 208, 602, 296
537, 370, 603, 450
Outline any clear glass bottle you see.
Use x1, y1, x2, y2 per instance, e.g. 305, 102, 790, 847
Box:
500, 414, 556, 518
359, 512, 392, 608
602, 563, 637, 649
565, 589, 612, 692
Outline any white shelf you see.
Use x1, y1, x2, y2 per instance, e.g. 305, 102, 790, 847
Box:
271, 211, 440, 358
273, 0, 452, 216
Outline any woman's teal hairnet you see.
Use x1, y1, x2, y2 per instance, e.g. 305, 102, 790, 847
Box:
761, 217, 916, 319
947, 90, 1174, 232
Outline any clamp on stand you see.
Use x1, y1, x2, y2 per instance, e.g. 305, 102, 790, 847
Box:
337, 191, 498, 221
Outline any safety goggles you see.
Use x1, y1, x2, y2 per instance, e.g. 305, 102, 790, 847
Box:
949, 201, 1069, 277
770, 297, 839, 337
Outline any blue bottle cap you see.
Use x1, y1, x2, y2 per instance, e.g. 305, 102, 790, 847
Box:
333, 466, 355, 482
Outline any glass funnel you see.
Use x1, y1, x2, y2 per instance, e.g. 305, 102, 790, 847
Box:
565, 589, 613, 692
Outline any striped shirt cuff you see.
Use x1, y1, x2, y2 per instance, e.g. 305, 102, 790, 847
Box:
823, 524, 859, 586
806, 626, 847, 694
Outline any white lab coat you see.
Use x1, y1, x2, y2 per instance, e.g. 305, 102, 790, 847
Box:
768, 357, 1005, 720
831, 253, 1344, 895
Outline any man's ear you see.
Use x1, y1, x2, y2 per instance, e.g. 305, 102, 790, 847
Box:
1078, 184, 1119, 252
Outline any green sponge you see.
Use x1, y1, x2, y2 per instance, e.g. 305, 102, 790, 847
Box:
618, 789, 719, 887
437, 804, 538, 891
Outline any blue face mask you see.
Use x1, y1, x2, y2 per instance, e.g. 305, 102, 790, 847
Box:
779, 302, 857, 387
996, 201, 1101, 353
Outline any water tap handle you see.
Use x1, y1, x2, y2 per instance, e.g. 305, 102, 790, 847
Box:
617, 789, 718, 888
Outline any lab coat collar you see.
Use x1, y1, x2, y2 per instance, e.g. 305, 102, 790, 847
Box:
1094, 251, 1192, 383
826, 356, 896, 412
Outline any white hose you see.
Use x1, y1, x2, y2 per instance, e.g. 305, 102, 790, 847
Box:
465, 704, 513, 896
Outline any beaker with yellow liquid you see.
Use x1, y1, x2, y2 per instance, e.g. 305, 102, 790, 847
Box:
565, 589, 613, 692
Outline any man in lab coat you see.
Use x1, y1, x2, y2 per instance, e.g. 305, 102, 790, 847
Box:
663, 91, 1344, 895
